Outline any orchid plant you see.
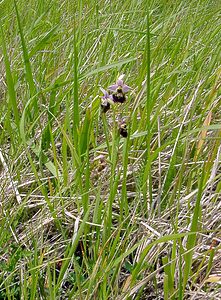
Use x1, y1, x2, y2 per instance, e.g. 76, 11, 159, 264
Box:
100, 74, 132, 138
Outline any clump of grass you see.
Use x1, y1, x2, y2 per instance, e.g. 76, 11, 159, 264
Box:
0, 0, 221, 299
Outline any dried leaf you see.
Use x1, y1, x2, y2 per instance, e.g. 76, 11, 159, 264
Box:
194, 111, 212, 160
205, 275, 221, 284
122, 275, 132, 292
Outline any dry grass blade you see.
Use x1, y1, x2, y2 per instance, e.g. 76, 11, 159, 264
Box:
0, 147, 21, 204
194, 110, 212, 161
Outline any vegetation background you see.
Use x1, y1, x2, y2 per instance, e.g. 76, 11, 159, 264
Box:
0, 0, 221, 299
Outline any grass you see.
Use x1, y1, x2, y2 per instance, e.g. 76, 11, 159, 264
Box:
0, 0, 221, 299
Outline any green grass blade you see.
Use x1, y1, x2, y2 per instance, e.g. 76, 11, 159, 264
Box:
29, 24, 59, 58
0, 22, 20, 128
182, 165, 205, 292
14, 0, 37, 112
72, 16, 80, 146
